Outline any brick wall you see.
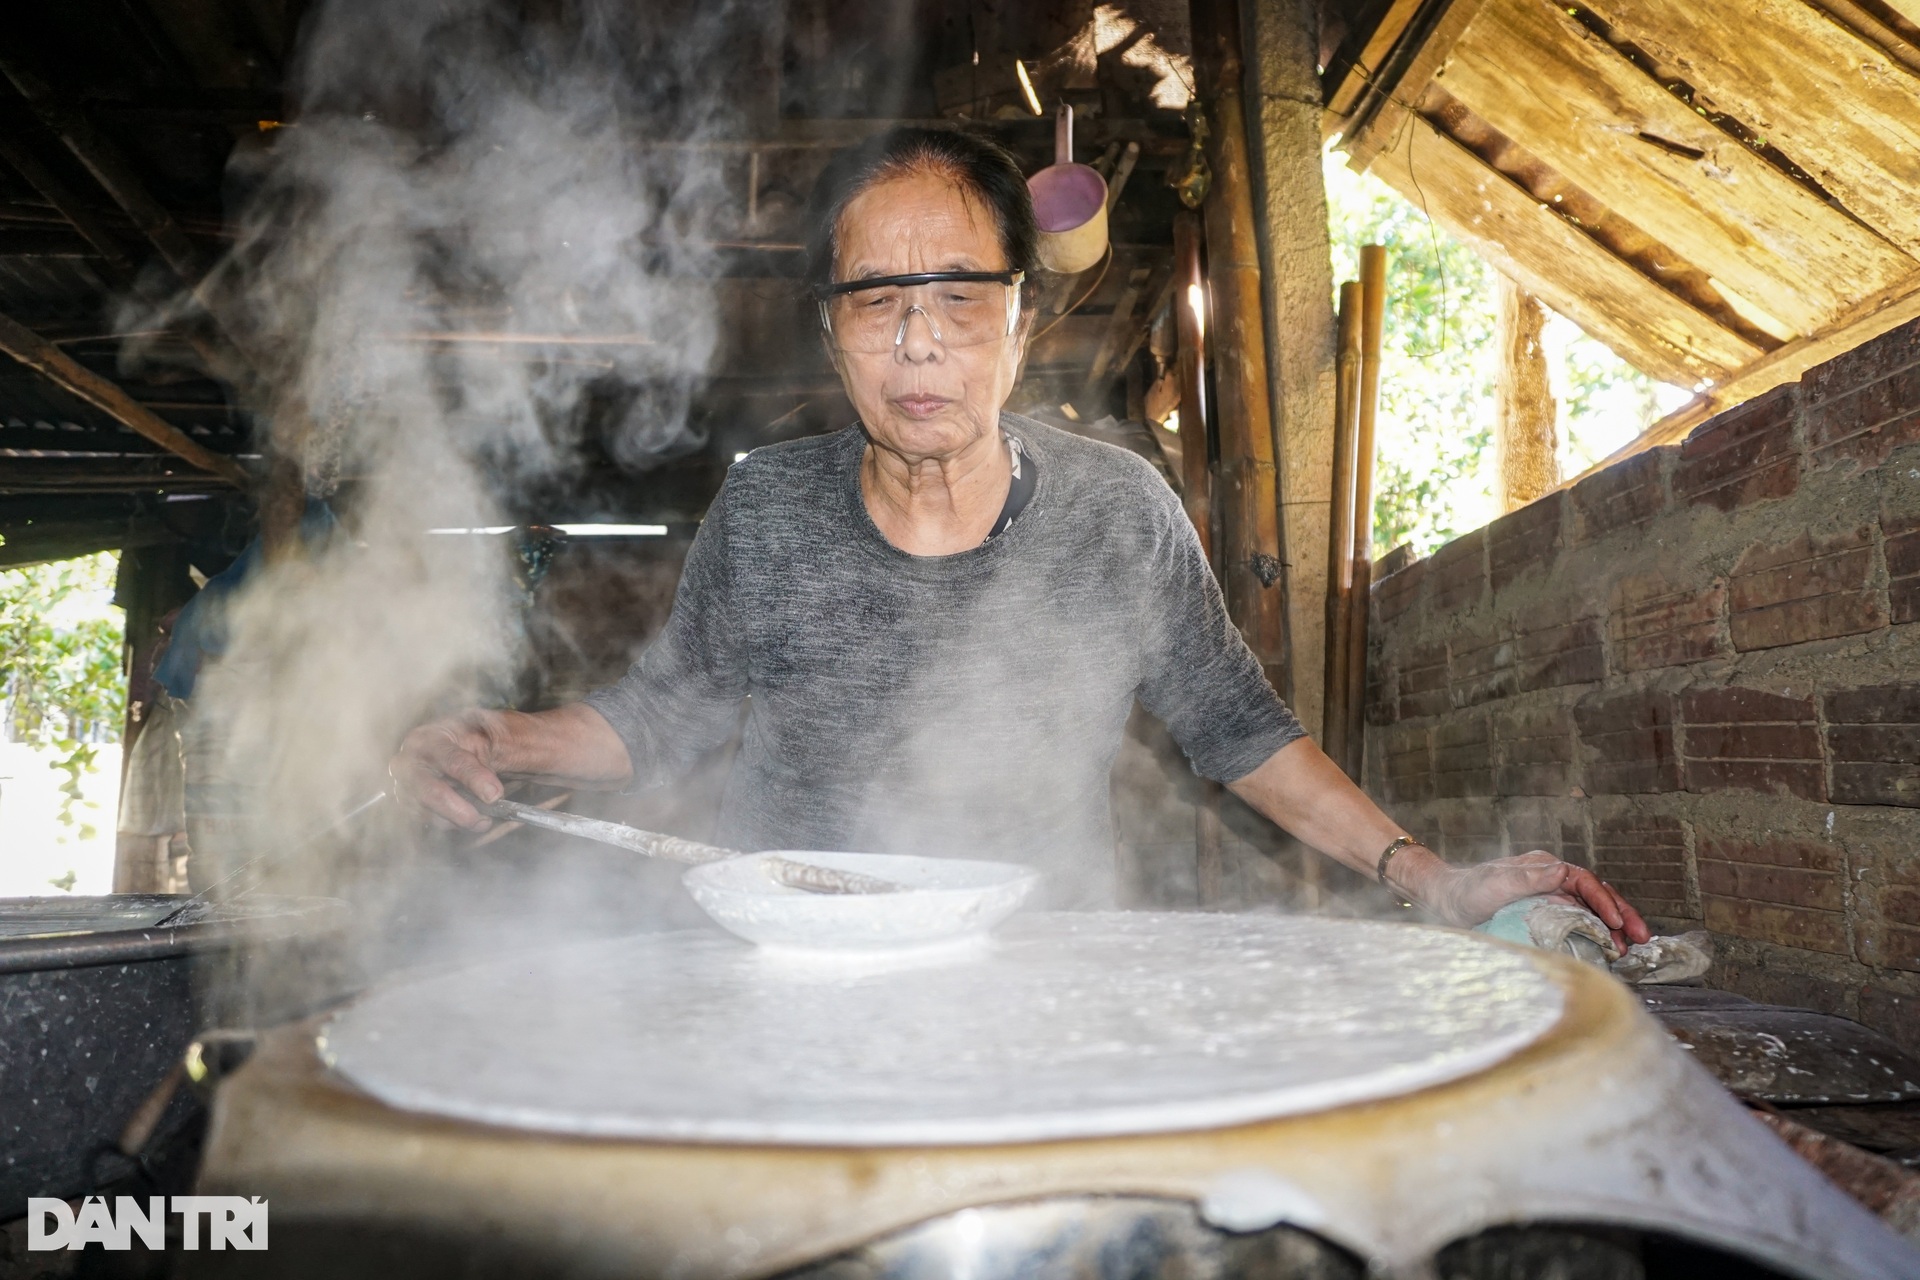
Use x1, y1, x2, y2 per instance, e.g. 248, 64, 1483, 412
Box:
1365, 319, 1920, 1053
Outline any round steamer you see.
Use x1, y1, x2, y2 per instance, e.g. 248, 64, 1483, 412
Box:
682, 851, 1039, 952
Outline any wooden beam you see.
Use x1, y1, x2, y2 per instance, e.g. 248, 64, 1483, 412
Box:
0, 54, 204, 282
1563, 275, 1920, 486
0, 310, 251, 487
0, 134, 135, 277
1589, 0, 1920, 258
1338, 0, 1497, 168
1494, 278, 1560, 510
1193, 0, 1290, 692
1364, 115, 1763, 385
1323, 0, 1427, 118
1439, 0, 1919, 336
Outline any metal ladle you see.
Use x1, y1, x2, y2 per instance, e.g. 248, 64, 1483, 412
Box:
477, 797, 902, 896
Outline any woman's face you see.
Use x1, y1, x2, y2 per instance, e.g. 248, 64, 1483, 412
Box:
827, 170, 1029, 462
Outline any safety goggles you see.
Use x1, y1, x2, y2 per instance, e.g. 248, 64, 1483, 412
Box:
814, 270, 1025, 354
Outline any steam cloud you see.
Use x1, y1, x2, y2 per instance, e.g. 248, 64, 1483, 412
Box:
151, 0, 762, 973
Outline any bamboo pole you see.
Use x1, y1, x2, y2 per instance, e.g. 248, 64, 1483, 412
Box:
0, 310, 252, 487
1321, 282, 1363, 769
1343, 246, 1387, 781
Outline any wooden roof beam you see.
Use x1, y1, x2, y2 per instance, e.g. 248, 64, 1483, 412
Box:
0, 133, 136, 279
0, 309, 251, 487
0, 54, 204, 283
1437, 0, 1919, 336
1363, 114, 1763, 387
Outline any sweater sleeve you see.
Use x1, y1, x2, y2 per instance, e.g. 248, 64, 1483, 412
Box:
582, 478, 750, 787
1134, 483, 1305, 782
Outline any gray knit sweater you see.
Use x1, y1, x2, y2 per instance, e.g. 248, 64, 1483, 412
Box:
584, 413, 1303, 906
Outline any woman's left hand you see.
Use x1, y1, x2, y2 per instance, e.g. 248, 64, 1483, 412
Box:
1425, 851, 1652, 954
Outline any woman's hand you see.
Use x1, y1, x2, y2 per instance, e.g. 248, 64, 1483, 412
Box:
1422, 850, 1651, 953
389, 703, 632, 831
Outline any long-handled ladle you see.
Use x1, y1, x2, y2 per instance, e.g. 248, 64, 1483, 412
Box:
476, 797, 902, 895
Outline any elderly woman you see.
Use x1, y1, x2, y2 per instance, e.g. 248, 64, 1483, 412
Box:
395, 128, 1648, 946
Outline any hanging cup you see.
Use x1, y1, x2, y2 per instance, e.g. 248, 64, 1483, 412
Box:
1026, 104, 1109, 275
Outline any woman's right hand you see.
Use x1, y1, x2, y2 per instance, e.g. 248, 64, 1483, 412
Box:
389, 702, 635, 832
390, 709, 517, 831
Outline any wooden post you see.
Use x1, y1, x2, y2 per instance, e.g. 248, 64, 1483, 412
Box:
1239, 0, 1337, 736
1190, 0, 1290, 698
1495, 277, 1560, 511
1321, 283, 1363, 773
1342, 247, 1387, 781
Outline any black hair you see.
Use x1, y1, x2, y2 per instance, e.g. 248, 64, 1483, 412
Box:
803, 127, 1039, 301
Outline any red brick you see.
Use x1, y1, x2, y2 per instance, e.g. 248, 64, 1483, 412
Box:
1365, 656, 1397, 727
1859, 988, 1920, 1056
1372, 558, 1426, 625
1698, 862, 1843, 911
1681, 687, 1826, 800
1493, 703, 1573, 795
1806, 362, 1920, 472
1609, 572, 1727, 671
1802, 315, 1920, 404
1436, 804, 1502, 859
1697, 834, 1843, 871
1449, 626, 1515, 707
1863, 885, 1920, 972
1886, 511, 1920, 626
1572, 447, 1669, 544
1574, 689, 1680, 793
1488, 494, 1564, 592
1397, 643, 1449, 720
1673, 386, 1801, 512
1728, 526, 1885, 650
1505, 809, 1588, 863
1384, 726, 1432, 802
1593, 813, 1690, 919
1428, 528, 1487, 614
1705, 898, 1849, 954
1825, 684, 1920, 808
1515, 614, 1605, 691
1432, 715, 1492, 798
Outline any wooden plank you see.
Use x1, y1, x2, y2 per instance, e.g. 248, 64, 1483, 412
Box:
1437, 0, 1919, 336
1880, 0, 1920, 27
1325, 0, 1428, 118
1593, 0, 1920, 258
1364, 115, 1763, 385
1562, 274, 1920, 486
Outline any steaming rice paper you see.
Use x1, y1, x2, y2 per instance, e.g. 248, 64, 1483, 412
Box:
322, 912, 1563, 1145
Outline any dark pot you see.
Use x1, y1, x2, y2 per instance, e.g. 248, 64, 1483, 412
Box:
0, 894, 349, 1220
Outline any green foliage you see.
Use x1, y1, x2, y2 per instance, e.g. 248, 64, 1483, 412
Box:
0, 551, 125, 837
1324, 152, 1496, 559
